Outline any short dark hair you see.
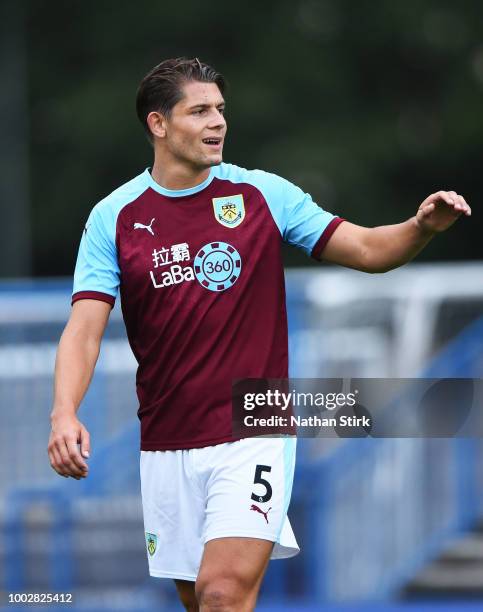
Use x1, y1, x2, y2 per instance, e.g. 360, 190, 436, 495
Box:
136, 57, 226, 143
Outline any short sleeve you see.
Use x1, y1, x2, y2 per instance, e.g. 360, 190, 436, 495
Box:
72, 204, 120, 307
244, 169, 344, 258
280, 179, 344, 258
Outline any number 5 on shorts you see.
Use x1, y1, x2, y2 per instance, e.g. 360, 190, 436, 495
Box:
251, 464, 272, 503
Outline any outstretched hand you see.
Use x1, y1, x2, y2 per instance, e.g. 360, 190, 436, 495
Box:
48, 414, 90, 479
416, 190, 471, 234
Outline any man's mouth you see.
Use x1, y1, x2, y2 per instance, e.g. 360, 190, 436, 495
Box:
202, 138, 222, 148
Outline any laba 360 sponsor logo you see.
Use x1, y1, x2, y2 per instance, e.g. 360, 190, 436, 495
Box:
149, 241, 242, 292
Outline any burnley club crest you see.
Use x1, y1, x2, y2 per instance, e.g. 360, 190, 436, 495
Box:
212, 194, 245, 228
145, 532, 157, 556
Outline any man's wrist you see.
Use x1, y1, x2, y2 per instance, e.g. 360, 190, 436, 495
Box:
412, 215, 436, 238
50, 405, 77, 422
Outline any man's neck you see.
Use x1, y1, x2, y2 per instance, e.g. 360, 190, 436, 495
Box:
151, 156, 211, 191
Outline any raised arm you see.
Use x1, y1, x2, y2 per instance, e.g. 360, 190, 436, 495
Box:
48, 299, 112, 479
321, 190, 471, 272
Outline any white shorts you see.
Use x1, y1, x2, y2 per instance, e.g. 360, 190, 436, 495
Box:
140, 436, 299, 581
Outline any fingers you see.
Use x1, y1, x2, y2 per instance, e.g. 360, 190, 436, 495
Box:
428, 190, 471, 216
448, 191, 465, 215
48, 434, 89, 479
48, 444, 81, 479
458, 195, 471, 216
57, 439, 84, 480
65, 437, 89, 475
48, 446, 69, 478
80, 427, 90, 459
435, 190, 456, 206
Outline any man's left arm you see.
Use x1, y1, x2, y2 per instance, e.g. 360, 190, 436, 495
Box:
320, 190, 472, 273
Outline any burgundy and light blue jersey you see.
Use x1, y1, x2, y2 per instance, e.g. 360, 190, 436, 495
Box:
72, 163, 344, 450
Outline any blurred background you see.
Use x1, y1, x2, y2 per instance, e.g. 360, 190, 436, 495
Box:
0, 0, 482, 610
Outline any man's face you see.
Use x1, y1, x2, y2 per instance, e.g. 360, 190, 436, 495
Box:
161, 80, 227, 170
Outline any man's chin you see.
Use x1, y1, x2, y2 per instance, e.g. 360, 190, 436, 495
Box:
207, 153, 223, 167
189, 152, 223, 172
197, 154, 223, 169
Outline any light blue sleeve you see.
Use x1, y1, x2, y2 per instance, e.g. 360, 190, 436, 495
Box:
72, 202, 120, 301
254, 171, 338, 255
217, 165, 339, 256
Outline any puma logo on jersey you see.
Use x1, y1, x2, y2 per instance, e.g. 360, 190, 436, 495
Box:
250, 504, 272, 524
134, 218, 155, 236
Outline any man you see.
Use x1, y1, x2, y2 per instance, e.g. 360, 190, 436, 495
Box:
48, 57, 471, 611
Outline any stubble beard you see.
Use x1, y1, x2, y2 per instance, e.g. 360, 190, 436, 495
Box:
171, 140, 222, 172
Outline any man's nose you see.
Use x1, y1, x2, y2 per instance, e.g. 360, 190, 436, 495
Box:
207, 109, 226, 129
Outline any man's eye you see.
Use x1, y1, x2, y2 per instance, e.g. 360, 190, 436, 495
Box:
218, 108, 225, 115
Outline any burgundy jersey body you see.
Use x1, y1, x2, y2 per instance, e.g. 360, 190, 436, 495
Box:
72, 163, 343, 450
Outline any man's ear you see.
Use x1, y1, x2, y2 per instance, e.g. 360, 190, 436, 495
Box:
146, 111, 167, 139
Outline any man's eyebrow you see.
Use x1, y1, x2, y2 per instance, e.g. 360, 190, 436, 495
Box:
187, 101, 226, 110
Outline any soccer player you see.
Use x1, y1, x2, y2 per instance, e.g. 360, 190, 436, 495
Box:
48, 57, 471, 611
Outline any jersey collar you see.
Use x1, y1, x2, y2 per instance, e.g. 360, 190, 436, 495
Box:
143, 167, 215, 198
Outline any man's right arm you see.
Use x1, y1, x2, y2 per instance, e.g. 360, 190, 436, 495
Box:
48, 299, 112, 479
